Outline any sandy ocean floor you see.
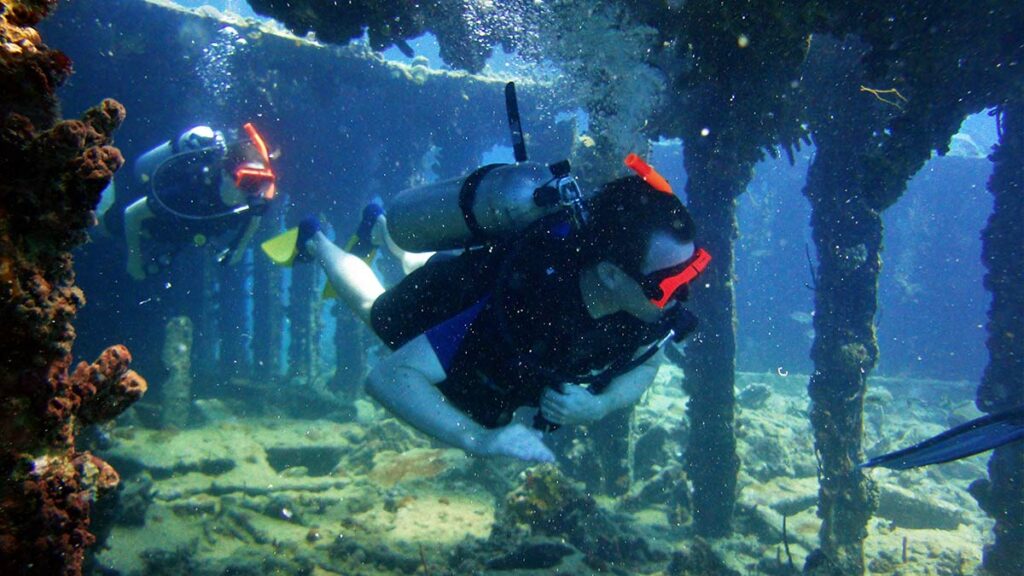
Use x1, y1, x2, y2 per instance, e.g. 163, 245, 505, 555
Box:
87, 366, 993, 575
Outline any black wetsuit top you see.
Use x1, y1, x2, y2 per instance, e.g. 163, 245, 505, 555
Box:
370, 219, 662, 428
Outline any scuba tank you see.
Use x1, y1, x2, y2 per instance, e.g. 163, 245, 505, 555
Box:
134, 126, 224, 185
387, 160, 587, 252
386, 83, 589, 253
134, 139, 174, 184
134, 139, 174, 185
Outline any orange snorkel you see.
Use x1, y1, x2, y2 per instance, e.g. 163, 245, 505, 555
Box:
624, 153, 673, 195
235, 122, 277, 201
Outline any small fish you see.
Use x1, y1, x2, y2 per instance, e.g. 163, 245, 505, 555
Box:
790, 311, 813, 325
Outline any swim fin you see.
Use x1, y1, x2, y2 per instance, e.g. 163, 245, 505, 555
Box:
320, 202, 383, 299
861, 404, 1024, 470
260, 227, 300, 266
261, 231, 338, 296
261, 215, 321, 267
344, 200, 385, 261
261, 209, 375, 298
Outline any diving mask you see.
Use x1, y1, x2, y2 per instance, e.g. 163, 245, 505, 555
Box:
639, 247, 712, 308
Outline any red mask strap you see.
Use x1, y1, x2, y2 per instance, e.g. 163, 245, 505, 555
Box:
234, 166, 276, 201
651, 248, 712, 308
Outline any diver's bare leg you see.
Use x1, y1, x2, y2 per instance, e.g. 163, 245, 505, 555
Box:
308, 231, 384, 325
374, 216, 434, 275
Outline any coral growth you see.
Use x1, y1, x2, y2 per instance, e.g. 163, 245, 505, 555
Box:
245, 0, 541, 73
0, 346, 146, 576
0, 0, 69, 127
368, 448, 449, 488
0, 1, 145, 574
495, 466, 665, 571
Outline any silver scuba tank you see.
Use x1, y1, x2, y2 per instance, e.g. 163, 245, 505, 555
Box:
133, 140, 174, 185
387, 161, 587, 252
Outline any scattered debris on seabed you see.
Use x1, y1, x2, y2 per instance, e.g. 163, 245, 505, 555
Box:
89, 366, 991, 575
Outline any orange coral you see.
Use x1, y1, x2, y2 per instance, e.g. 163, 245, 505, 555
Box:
0, 2, 143, 573
369, 448, 449, 488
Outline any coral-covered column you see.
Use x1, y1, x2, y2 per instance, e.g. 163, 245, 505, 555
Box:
972, 102, 1024, 575
803, 145, 881, 575
161, 317, 194, 428
194, 254, 219, 377
288, 261, 320, 381
253, 208, 284, 378
681, 138, 748, 537
218, 255, 250, 377
0, 3, 146, 573
798, 41, 886, 576
331, 306, 367, 399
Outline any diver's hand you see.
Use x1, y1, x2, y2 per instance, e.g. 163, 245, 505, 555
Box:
541, 384, 608, 426
474, 424, 555, 463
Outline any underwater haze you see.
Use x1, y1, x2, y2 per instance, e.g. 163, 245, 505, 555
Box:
21, 0, 1021, 575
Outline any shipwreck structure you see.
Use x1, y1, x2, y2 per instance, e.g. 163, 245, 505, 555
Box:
2, 0, 1021, 573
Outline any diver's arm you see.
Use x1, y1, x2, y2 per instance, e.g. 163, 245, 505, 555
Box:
594, 348, 662, 415
541, 346, 661, 426
123, 198, 155, 280
225, 215, 261, 265
366, 334, 555, 463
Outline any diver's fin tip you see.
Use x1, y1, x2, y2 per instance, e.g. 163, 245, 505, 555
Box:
260, 227, 300, 266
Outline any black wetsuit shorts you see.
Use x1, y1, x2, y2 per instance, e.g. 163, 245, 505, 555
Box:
368, 247, 500, 358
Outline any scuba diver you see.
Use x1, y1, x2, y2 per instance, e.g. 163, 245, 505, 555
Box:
262, 83, 708, 462
862, 403, 1024, 470
107, 123, 277, 280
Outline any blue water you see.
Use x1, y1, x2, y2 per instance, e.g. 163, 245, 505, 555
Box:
34, 1, 1008, 574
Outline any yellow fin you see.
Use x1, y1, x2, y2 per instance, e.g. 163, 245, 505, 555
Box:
260, 227, 299, 266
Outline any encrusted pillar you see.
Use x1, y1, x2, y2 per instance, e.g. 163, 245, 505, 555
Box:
194, 254, 220, 379
252, 211, 285, 379
972, 102, 1024, 576
798, 40, 882, 576
593, 407, 632, 496
217, 253, 250, 378
798, 38, 968, 573
680, 139, 748, 537
161, 317, 193, 428
331, 305, 367, 400
287, 260, 320, 381
803, 151, 881, 574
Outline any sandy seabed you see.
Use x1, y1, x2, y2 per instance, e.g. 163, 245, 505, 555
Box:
89, 366, 992, 575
